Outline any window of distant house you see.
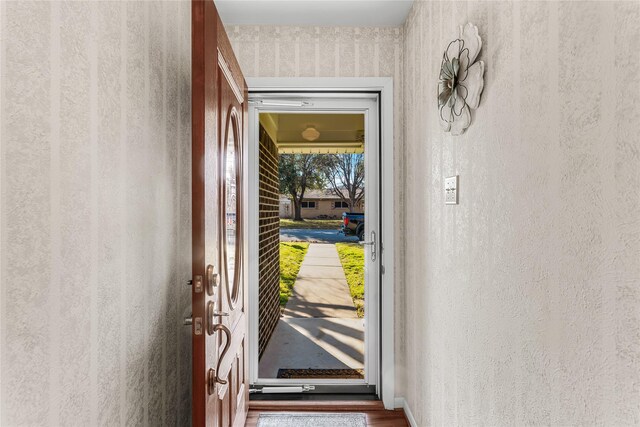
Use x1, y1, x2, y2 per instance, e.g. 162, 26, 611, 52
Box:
334, 201, 349, 209
301, 201, 316, 209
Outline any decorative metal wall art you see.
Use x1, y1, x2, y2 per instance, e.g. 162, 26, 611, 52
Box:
438, 23, 485, 135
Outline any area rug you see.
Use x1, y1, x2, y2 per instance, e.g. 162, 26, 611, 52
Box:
257, 413, 366, 427
276, 368, 364, 379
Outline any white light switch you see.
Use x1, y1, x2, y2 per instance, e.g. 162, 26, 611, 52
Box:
445, 175, 458, 205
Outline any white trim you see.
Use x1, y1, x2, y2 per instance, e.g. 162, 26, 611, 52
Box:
247, 97, 260, 395
249, 95, 379, 387
246, 77, 395, 409
362, 97, 380, 388
394, 397, 417, 427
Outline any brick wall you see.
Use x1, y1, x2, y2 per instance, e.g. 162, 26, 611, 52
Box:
258, 125, 280, 358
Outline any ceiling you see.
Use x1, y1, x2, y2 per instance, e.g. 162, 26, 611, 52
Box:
260, 113, 365, 154
216, 0, 414, 27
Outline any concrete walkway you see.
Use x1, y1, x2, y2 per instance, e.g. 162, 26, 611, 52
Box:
259, 243, 365, 378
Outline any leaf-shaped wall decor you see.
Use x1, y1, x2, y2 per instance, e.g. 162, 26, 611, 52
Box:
438, 23, 485, 136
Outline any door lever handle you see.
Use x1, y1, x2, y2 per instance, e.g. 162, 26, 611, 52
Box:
207, 302, 229, 327
205, 323, 232, 395
212, 323, 232, 385
206, 302, 232, 386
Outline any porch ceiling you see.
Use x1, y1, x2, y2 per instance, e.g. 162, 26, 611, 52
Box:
260, 112, 365, 154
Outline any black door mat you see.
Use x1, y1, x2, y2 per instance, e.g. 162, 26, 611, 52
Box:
276, 368, 364, 379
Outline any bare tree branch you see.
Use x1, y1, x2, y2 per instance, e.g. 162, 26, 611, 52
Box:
321, 154, 365, 211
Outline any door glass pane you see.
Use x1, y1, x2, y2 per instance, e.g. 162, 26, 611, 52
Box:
258, 112, 369, 383
225, 114, 238, 304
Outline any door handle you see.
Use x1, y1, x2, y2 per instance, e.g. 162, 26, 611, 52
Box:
362, 230, 376, 262
211, 323, 231, 385
207, 301, 232, 385
212, 311, 229, 317
207, 301, 229, 328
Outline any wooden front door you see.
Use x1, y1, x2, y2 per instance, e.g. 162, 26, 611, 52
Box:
192, 1, 248, 426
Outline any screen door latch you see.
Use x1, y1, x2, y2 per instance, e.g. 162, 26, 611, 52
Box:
362, 230, 376, 262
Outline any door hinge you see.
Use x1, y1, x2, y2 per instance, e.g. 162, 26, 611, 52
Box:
381, 265, 385, 275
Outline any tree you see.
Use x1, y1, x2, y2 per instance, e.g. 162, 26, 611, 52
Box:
321, 154, 364, 211
279, 154, 324, 221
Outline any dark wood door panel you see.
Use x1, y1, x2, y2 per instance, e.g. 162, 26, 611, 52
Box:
215, 21, 247, 426
192, 1, 220, 426
192, 1, 248, 426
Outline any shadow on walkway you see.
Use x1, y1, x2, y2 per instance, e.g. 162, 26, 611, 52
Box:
259, 243, 365, 379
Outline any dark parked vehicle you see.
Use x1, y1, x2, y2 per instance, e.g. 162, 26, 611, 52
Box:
341, 212, 365, 241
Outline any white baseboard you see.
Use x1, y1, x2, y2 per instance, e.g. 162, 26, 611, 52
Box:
394, 397, 417, 427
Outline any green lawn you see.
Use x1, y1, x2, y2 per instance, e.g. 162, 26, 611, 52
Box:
335, 243, 365, 318
279, 242, 309, 306
280, 218, 343, 230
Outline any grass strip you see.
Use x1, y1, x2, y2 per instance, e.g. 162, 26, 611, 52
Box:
335, 242, 365, 318
279, 242, 309, 306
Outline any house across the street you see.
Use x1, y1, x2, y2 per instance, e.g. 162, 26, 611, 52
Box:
280, 189, 364, 219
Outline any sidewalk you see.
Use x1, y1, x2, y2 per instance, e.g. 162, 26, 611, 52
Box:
259, 243, 365, 378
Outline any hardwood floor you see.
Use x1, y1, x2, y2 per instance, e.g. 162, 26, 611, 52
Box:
245, 401, 410, 426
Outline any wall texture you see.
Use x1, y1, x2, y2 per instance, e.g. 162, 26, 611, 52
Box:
0, 1, 192, 425
227, 24, 406, 387
2, 3, 638, 426
402, 1, 640, 425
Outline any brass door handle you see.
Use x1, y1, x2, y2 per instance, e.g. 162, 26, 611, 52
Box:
207, 302, 229, 328
211, 323, 231, 385
207, 301, 232, 385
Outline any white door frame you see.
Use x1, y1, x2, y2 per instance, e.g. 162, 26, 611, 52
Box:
249, 95, 379, 390
244, 78, 395, 410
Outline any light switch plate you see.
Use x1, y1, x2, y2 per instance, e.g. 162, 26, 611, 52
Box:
445, 175, 458, 205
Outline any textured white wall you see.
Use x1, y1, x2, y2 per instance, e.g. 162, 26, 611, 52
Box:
0, 1, 192, 425
402, 1, 640, 425
227, 23, 407, 389
2, 2, 638, 425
